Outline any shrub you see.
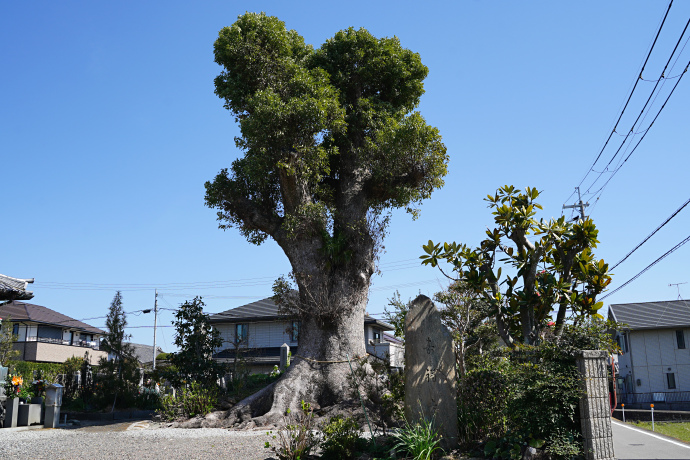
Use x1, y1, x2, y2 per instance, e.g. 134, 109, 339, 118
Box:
321, 415, 365, 460
265, 401, 320, 460
159, 382, 217, 420
457, 368, 510, 445
391, 417, 444, 460
8, 361, 64, 384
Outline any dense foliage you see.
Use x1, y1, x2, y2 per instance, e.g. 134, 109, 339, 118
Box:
422, 185, 612, 346
170, 297, 223, 387
159, 382, 217, 420
458, 317, 618, 459
320, 415, 365, 460
0, 316, 19, 366
98, 291, 139, 409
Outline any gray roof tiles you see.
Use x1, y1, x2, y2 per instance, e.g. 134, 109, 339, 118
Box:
0, 301, 105, 335
127, 342, 164, 364
609, 300, 690, 330
0, 274, 34, 301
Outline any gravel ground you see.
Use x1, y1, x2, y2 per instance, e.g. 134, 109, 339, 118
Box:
0, 421, 279, 460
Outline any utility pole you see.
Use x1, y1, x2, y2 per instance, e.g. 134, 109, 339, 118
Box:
563, 187, 589, 220
153, 290, 158, 370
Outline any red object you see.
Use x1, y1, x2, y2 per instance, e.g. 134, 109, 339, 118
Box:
610, 356, 617, 415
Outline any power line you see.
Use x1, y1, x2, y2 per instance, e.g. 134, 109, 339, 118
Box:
33, 258, 425, 291
571, 0, 675, 197
610, 196, 690, 270
601, 233, 690, 301
586, 57, 690, 202
583, 18, 690, 198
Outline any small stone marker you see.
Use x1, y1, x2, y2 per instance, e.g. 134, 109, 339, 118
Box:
280, 343, 290, 372
576, 350, 615, 460
404, 295, 458, 451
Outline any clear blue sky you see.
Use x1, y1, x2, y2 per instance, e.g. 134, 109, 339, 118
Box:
3, 1, 689, 350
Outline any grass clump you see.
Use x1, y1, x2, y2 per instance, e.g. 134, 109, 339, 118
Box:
391, 418, 444, 460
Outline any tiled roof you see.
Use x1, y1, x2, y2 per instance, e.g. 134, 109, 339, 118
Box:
127, 343, 165, 364
209, 296, 394, 330
0, 274, 34, 301
0, 301, 105, 335
609, 300, 690, 330
209, 297, 283, 323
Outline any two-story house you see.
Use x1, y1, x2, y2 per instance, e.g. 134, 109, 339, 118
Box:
610, 300, 690, 409
0, 301, 107, 365
209, 297, 404, 374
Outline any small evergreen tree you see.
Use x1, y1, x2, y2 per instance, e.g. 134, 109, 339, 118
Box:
0, 316, 19, 366
98, 291, 137, 410
171, 297, 223, 387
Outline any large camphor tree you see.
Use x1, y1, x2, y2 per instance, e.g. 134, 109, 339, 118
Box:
204, 13, 447, 425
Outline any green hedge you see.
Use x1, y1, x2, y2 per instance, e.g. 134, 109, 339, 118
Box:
7, 361, 65, 383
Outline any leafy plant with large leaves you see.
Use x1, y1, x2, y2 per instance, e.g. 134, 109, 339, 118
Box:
421, 186, 612, 346
205, 13, 447, 424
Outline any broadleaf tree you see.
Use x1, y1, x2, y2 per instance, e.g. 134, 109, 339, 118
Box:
170, 297, 223, 387
421, 186, 612, 346
205, 13, 448, 424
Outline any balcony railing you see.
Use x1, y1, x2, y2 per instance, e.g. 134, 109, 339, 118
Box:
20, 336, 100, 350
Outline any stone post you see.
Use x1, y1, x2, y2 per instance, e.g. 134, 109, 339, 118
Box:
576, 350, 616, 460
280, 343, 290, 372
404, 295, 458, 451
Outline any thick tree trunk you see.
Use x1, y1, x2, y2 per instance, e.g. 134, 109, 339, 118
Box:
200, 253, 372, 428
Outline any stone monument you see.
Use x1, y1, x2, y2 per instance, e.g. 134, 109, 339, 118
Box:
404, 295, 458, 450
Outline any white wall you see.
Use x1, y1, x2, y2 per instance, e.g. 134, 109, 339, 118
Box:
625, 328, 690, 393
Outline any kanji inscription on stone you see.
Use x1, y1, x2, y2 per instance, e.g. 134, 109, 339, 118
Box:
405, 295, 458, 451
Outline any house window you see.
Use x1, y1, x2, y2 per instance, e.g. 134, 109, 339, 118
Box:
236, 324, 248, 343
677, 330, 686, 350
373, 329, 381, 344
291, 321, 300, 342
667, 372, 677, 390
12, 324, 19, 336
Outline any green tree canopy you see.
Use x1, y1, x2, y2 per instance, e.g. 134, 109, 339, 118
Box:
171, 297, 223, 387
205, 12, 447, 251
204, 13, 448, 422
422, 186, 612, 346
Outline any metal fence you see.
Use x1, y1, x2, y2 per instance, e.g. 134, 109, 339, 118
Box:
619, 391, 690, 404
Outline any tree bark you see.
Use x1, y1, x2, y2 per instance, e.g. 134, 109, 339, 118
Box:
208, 284, 368, 428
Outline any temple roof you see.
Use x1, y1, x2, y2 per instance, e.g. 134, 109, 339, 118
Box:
0, 274, 34, 301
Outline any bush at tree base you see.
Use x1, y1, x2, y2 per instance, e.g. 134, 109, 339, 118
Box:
320, 415, 366, 460
264, 401, 320, 460
159, 382, 217, 420
458, 318, 618, 459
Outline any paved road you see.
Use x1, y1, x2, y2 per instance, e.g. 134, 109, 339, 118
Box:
613, 419, 690, 459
